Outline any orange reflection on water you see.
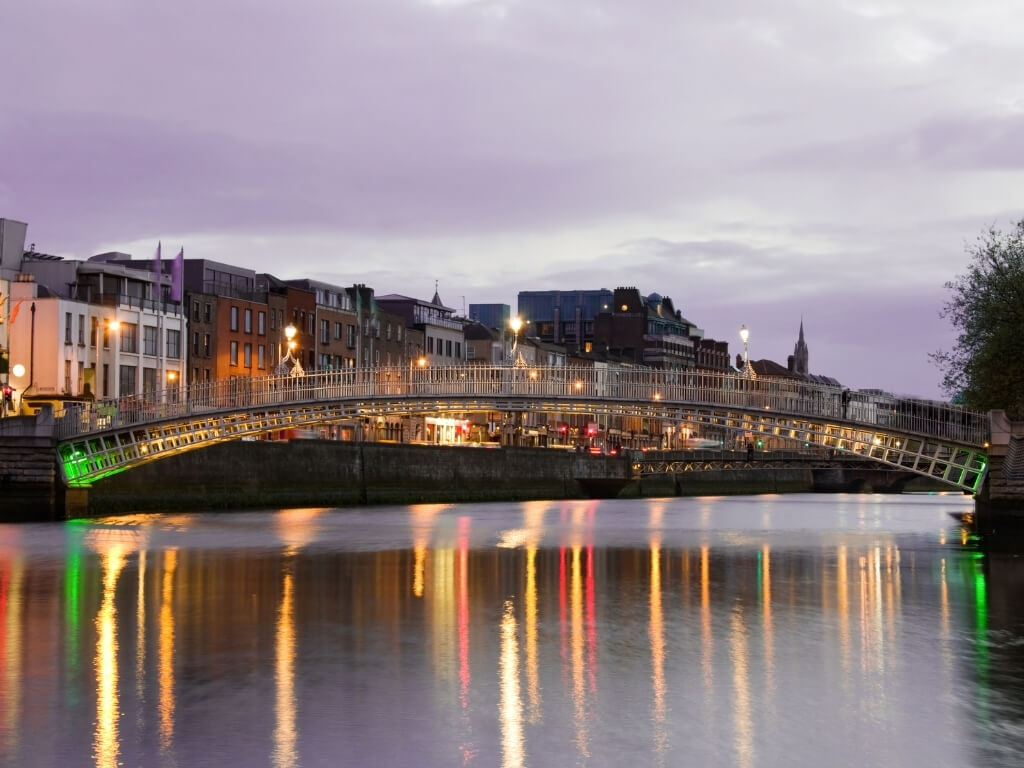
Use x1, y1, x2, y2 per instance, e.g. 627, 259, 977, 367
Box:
730, 607, 753, 768
136, 550, 146, 706
159, 550, 178, 754
273, 553, 297, 768
0, 555, 24, 761
525, 546, 541, 724
761, 545, 774, 696
411, 504, 448, 597
274, 508, 326, 550
93, 548, 126, 768
837, 545, 851, 681
700, 546, 713, 690
522, 500, 546, 723
649, 538, 667, 760
499, 600, 524, 768
570, 546, 589, 759
458, 517, 471, 710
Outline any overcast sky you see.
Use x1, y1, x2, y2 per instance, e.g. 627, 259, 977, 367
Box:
3, 0, 1022, 399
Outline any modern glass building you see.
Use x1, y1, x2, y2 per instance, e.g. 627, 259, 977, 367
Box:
516, 289, 614, 351
467, 303, 510, 331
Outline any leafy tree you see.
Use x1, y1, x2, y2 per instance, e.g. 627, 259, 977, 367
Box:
933, 218, 1024, 417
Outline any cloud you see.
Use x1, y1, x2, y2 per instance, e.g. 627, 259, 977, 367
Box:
2, 0, 1022, 400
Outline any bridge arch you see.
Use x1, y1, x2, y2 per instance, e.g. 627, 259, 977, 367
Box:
49, 365, 989, 492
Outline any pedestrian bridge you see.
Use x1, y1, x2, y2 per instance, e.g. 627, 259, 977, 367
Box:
49, 365, 990, 492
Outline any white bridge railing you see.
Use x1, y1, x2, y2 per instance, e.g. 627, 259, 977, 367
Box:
53, 364, 990, 447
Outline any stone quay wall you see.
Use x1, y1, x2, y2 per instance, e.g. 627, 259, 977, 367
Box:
80, 441, 949, 517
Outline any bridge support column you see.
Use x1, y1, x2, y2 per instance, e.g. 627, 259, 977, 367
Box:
975, 410, 1024, 534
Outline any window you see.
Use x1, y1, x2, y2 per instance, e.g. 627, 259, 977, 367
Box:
397, 325, 402, 342
308, 314, 314, 335
204, 303, 212, 323
91, 317, 98, 347
386, 322, 392, 341
64, 313, 72, 345
143, 367, 157, 394
270, 309, 276, 331
244, 308, 252, 333
347, 325, 356, 348
143, 325, 158, 356
192, 331, 200, 356
204, 368, 211, 382
334, 322, 342, 340
119, 364, 136, 396
244, 343, 252, 368
230, 341, 239, 366
193, 367, 199, 383
320, 319, 329, 344
203, 333, 211, 356
230, 306, 239, 331
258, 344, 265, 369
455, 342, 461, 359
167, 330, 181, 359
193, 300, 201, 321
78, 314, 85, 345
427, 337, 434, 354
258, 311, 266, 335
119, 323, 138, 354
446, 340, 452, 357
64, 360, 71, 394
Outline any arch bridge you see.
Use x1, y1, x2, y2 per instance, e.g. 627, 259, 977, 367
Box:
50, 365, 990, 493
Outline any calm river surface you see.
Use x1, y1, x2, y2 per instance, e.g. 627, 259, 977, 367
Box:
1, 493, 1022, 767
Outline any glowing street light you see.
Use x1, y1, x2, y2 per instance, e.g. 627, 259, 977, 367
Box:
738, 324, 754, 378
276, 323, 304, 376
509, 316, 523, 352
507, 315, 526, 367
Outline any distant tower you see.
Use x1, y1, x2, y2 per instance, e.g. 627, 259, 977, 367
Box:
793, 318, 809, 375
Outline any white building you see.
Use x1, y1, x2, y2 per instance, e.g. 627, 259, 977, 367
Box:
2, 224, 185, 407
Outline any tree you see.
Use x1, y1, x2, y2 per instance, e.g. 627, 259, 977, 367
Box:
933, 218, 1024, 418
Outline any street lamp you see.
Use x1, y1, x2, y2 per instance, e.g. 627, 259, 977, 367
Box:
277, 323, 304, 376
739, 324, 751, 377
509, 316, 522, 353
103, 318, 120, 398
507, 315, 526, 368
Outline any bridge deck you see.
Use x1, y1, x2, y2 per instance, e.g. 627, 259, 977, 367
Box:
36, 365, 989, 492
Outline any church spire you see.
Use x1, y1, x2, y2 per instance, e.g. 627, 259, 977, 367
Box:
793, 317, 809, 375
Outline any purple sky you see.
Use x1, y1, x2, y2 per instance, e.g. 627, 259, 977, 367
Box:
3, 0, 1022, 399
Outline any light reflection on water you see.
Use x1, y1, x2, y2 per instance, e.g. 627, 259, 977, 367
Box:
0, 494, 1021, 767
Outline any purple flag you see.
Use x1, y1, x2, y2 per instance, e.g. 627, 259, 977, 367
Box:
153, 241, 162, 297
170, 248, 184, 302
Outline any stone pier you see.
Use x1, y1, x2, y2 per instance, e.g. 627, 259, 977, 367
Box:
975, 410, 1024, 533
0, 406, 68, 520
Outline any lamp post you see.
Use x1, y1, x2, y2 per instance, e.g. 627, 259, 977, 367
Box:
277, 323, 304, 376
166, 370, 178, 404
739, 324, 750, 377
105, 318, 120, 398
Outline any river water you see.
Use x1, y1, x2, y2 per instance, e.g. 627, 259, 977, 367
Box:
0, 493, 1021, 767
